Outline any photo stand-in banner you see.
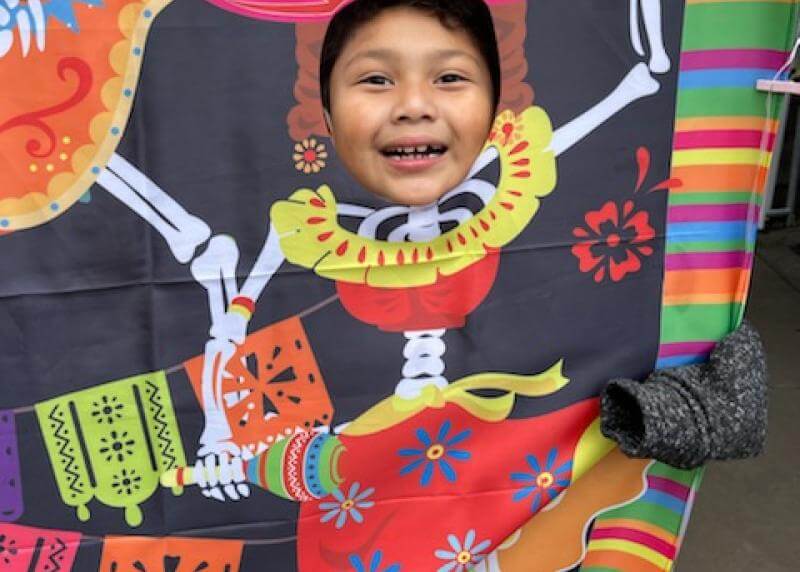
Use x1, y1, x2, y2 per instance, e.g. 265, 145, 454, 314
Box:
0, 0, 796, 570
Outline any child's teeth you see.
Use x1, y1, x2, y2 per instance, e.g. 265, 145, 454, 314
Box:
416, 146, 427, 153
403, 147, 415, 154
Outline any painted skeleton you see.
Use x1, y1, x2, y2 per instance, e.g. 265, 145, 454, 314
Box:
1, 0, 671, 503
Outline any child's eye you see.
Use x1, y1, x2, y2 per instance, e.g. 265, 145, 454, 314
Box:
359, 75, 392, 86
437, 73, 467, 84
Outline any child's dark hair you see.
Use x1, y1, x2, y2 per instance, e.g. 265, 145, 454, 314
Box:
320, 0, 501, 114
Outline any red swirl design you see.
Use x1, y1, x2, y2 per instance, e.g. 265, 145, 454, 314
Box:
0, 57, 93, 158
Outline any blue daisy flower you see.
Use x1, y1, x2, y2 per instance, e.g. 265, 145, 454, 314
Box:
398, 420, 471, 487
348, 550, 401, 572
433, 529, 491, 572
319, 482, 375, 529
511, 447, 572, 512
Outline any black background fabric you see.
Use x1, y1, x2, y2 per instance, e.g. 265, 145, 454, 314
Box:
0, 0, 682, 560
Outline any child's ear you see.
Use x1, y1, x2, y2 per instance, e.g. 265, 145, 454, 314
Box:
323, 109, 334, 140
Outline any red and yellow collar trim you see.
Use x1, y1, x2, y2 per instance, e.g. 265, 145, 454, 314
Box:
271, 107, 556, 288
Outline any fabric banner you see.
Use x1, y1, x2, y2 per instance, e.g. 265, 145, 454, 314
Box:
0, 411, 23, 522
0, 523, 81, 572
99, 535, 245, 571
34, 371, 186, 527
1, 0, 797, 570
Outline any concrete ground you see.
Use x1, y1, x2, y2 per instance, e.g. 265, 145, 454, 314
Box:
678, 227, 800, 571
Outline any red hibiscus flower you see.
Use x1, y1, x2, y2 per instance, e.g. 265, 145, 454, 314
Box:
570, 147, 680, 283
571, 200, 655, 283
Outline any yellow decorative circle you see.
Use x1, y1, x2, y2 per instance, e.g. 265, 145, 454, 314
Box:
426, 444, 445, 460
341, 499, 355, 511
59, 153, 69, 161
536, 471, 554, 488
45, 164, 54, 172
457, 551, 473, 564
62, 136, 71, 145
28, 164, 38, 173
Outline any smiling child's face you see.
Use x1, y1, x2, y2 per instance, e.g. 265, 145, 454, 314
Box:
327, 7, 495, 206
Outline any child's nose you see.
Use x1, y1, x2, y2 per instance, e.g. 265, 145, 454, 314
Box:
392, 83, 437, 123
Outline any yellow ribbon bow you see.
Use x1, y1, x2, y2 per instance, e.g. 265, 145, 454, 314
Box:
341, 360, 569, 437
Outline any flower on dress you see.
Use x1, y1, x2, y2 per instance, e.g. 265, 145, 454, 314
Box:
293, 138, 328, 174
434, 529, 491, 572
319, 482, 375, 529
511, 448, 571, 513
348, 550, 401, 572
571, 199, 656, 283
398, 420, 471, 487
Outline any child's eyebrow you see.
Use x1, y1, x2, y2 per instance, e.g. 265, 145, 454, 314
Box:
343, 48, 480, 70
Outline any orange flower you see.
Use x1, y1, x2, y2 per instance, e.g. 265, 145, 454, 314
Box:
293, 138, 328, 174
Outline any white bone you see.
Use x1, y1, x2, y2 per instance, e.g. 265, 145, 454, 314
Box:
396, 329, 448, 399
190, 235, 244, 342
357, 205, 411, 239
550, 63, 659, 157
436, 207, 474, 226
438, 177, 496, 207
238, 222, 287, 302
640, 0, 670, 73
104, 153, 211, 263
196, 339, 238, 455
192, 225, 285, 477
387, 203, 440, 242
629, 0, 645, 57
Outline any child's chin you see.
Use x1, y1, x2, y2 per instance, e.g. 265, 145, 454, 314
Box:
383, 185, 448, 207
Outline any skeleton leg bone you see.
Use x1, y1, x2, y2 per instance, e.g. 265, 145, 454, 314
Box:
640, 0, 670, 73
101, 153, 211, 263
549, 63, 660, 158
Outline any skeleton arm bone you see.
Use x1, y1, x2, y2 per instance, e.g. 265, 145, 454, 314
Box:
190, 224, 287, 501
100, 153, 211, 264
549, 63, 660, 158
238, 222, 288, 302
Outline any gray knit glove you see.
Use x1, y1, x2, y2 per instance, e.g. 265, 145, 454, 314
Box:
600, 320, 768, 469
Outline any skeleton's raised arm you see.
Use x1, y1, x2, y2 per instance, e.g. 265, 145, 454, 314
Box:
550, 0, 670, 157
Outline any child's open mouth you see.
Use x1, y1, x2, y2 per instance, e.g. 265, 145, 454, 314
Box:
381, 144, 448, 161
380, 143, 448, 173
